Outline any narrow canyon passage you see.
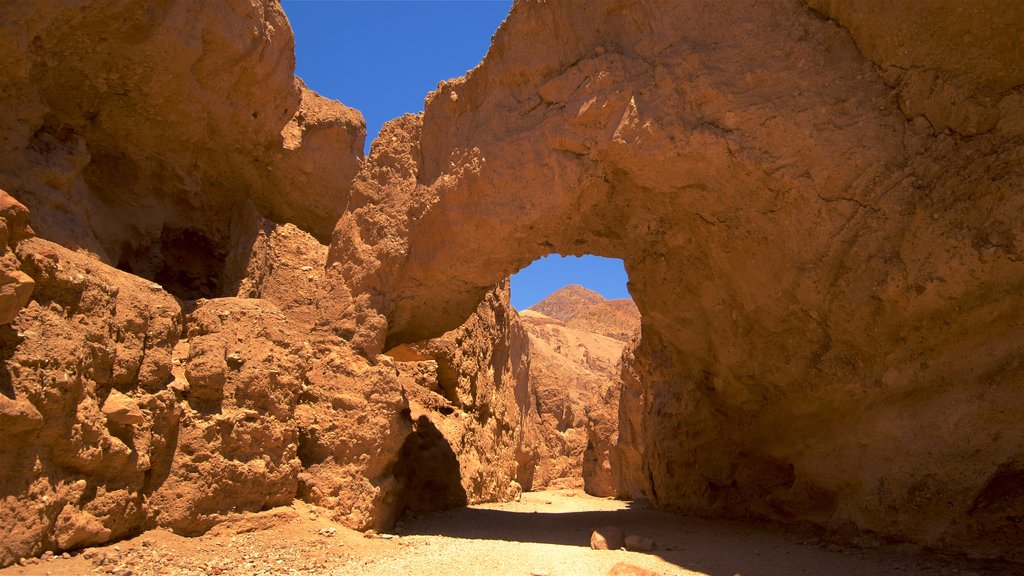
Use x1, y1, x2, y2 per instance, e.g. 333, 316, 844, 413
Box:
1, 0, 1021, 571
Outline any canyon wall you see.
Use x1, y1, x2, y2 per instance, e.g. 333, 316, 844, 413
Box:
521, 286, 640, 494
0, 0, 536, 566
330, 0, 1024, 562
388, 282, 540, 508
1, 0, 1023, 567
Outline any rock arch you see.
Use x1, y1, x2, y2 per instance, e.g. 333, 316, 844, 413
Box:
328, 0, 1024, 558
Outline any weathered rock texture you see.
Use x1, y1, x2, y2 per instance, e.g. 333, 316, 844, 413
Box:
521, 286, 639, 494
0, 3, 544, 564
0, 0, 526, 567
0, 0, 363, 302
0, 205, 418, 565
329, 0, 1024, 562
388, 283, 540, 508
2, 0, 1023, 567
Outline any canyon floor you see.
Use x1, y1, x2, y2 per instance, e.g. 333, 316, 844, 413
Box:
1, 489, 1011, 576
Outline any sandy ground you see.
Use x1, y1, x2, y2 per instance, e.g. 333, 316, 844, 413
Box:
2, 489, 1015, 576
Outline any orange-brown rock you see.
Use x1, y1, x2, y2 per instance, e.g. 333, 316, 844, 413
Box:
0, 0, 1022, 568
1, 235, 183, 564
329, 0, 1024, 562
520, 286, 639, 495
0, 208, 414, 563
529, 285, 639, 342
0, 0, 362, 303
388, 283, 541, 505
0, 1, 382, 565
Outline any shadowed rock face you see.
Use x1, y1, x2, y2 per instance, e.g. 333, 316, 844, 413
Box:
329, 0, 1024, 561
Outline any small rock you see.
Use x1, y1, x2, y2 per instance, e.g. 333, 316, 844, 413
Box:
0, 269, 34, 325
101, 389, 146, 425
591, 526, 624, 550
531, 569, 549, 576
624, 534, 656, 552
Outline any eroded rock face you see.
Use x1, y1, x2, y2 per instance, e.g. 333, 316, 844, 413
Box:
0, 205, 414, 564
0, 0, 363, 301
388, 283, 541, 505
520, 286, 640, 495
1, 236, 183, 563
0, 0, 390, 565
1, 0, 1022, 566
330, 0, 1024, 561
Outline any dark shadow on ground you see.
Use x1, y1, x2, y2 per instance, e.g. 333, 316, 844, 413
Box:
404, 494, 1018, 576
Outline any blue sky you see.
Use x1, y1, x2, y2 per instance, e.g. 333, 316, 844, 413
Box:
282, 1, 632, 311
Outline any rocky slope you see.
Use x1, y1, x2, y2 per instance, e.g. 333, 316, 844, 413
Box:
521, 286, 639, 494
0, 0, 532, 567
329, 0, 1024, 563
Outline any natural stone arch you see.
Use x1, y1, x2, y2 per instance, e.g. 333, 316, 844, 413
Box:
327, 0, 1024, 558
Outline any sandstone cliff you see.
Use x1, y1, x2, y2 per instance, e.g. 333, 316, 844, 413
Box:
329, 0, 1024, 562
0, 0, 530, 567
1, 0, 1023, 567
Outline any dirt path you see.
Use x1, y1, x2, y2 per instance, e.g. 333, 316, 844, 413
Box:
2, 490, 1013, 576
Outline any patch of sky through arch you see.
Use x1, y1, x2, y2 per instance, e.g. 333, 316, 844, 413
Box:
510, 255, 631, 311
282, 1, 631, 311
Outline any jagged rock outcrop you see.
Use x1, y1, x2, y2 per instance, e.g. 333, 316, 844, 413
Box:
1, 0, 1022, 567
329, 0, 1024, 562
520, 286, 639, 494
0, 0, 524, 566
0, 2, 546, 565
0, 203, 415, 564
0, 0, 363, 302
388, 283, 541, 505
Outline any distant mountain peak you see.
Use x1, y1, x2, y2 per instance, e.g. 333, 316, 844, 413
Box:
527, 285, 639, 341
